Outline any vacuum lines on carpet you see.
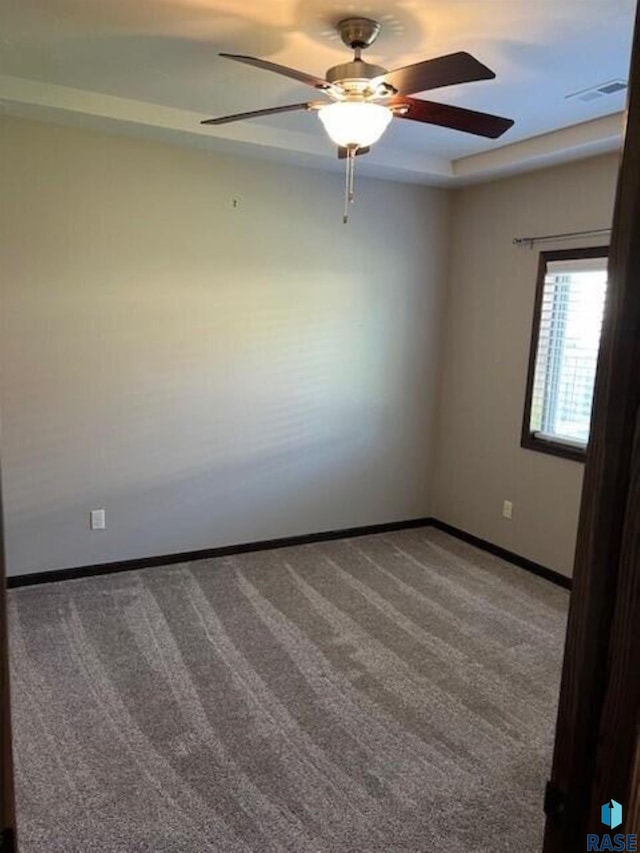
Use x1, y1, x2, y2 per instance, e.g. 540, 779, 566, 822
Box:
8, 528, 568, 852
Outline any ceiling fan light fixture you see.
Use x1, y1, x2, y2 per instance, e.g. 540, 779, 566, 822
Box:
318, 101, 392, 148
208, 23, 514, 223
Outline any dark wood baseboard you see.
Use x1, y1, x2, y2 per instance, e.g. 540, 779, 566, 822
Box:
6, 515, 572, 591
7, 517, 434, 588
430, 519, 572, 590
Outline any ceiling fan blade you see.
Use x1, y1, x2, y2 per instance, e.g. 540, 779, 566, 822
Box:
201, 102, 311, 126
337, 146, 370, 159
220, 53, 329, 90
392, 97, 514, 139
382, 51, 495, 96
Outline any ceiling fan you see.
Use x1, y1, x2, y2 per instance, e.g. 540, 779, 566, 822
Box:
202, 17, 514, 221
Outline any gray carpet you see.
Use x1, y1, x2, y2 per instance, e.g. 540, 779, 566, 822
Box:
8, 528, 568, 852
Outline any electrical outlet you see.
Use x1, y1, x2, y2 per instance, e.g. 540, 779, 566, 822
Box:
502, 500, 513, 520
90, 509, 106, 530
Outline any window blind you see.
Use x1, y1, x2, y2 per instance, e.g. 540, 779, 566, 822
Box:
529, 256, 608, 445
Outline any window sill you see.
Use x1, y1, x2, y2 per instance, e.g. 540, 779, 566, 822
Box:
521, 432, 587, 463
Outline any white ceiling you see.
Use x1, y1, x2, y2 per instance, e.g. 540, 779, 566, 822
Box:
0, 0, 635, 184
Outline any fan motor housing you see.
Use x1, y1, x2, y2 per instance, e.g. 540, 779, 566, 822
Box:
326, 60, 388, 85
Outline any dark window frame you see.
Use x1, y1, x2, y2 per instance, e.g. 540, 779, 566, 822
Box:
521, 245, 609, 463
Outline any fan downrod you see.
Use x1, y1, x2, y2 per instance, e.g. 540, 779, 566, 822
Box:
336, 17, 381, 51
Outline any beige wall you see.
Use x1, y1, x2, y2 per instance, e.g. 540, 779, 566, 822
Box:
0, 116, 450, 576
433, 153, 621, 577
0, 114, 622, 579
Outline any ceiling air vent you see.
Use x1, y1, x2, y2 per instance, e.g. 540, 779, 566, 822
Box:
566, 79, 628, 103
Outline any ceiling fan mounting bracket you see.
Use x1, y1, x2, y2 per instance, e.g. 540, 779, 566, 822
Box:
336, 17, 381, 51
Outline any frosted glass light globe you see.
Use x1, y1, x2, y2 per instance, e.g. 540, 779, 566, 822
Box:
318, 101, 393, 148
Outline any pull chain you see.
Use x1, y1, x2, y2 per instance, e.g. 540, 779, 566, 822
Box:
343, 144, 358, 224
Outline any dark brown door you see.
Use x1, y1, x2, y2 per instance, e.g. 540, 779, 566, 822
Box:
0, 458, 17, 851
543, 3, 640, 849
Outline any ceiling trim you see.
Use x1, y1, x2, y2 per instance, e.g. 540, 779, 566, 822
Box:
453, 112, 624, 183
0, 73, 453, 183
0, 73, 625, 186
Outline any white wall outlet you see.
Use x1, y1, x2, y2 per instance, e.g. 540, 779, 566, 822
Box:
90, 509, 106, 530
502, 500, 513, 520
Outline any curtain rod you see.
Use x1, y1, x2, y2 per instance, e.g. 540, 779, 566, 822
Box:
512, 227, 611, 248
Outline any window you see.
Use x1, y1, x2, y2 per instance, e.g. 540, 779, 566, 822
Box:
521, 247, 608, 462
